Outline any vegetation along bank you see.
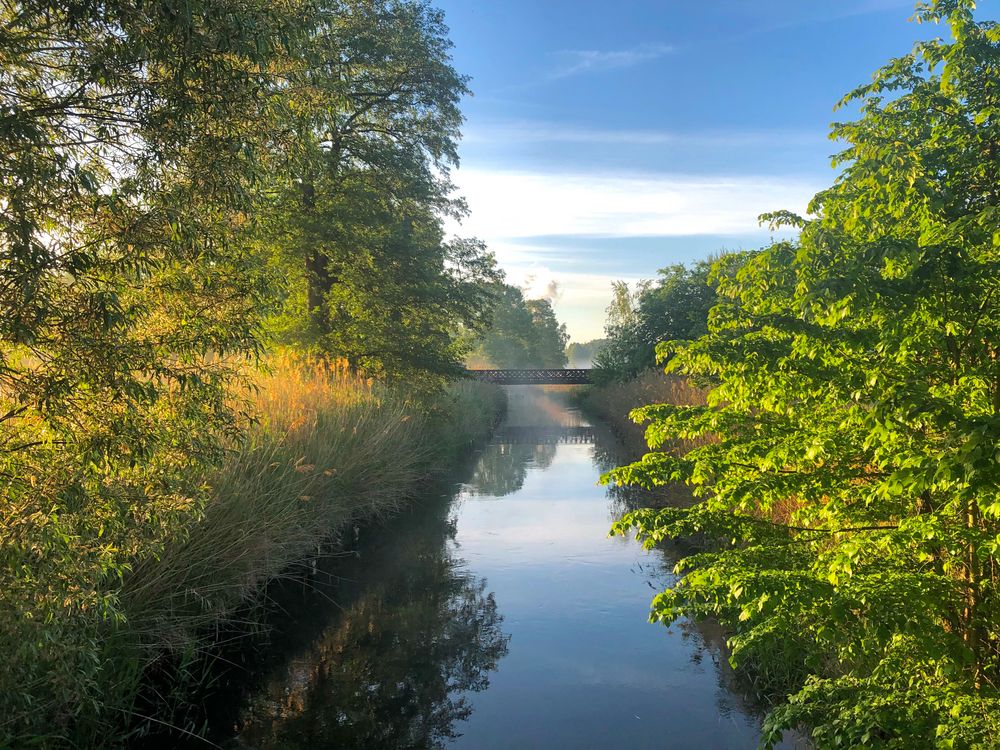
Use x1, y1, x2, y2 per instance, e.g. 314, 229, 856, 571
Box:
593, 3, 1000, 747
0, 1, 514, 746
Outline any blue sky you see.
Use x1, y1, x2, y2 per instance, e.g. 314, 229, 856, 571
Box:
436, 0, 988, 341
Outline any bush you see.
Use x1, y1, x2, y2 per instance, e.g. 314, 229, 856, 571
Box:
0, 356, 504, 748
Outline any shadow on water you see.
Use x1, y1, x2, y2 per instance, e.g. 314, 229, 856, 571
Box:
141, 459, 510, 749
223, 490, 510, 750
147, 386, 797, 749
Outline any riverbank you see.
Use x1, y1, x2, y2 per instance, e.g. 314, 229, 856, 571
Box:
147, 386, 784, 749
576, 370, 706, 455
2, 359, 505, 749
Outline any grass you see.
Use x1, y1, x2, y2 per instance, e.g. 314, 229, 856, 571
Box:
579, 369, 707, 454
1, 356, 505, 748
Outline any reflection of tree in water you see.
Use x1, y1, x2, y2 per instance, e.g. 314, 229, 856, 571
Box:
589, 420, 694, 518
464, 441, 557, 497
462, 387, 587, 498
228, 496, 510, 750
589, 405, 795, 740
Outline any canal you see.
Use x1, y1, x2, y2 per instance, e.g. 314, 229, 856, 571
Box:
193, 387, 793, 749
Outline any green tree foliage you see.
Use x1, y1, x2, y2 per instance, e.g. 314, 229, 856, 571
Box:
265, 0, 498, 384
525, 297, 570, 368
0, 0, 499, 743
607, 2, 1000, 745
468, 284, 569, 368
1, 1, 295, 739
594, 260, 736, 384
566, 338, 608, 368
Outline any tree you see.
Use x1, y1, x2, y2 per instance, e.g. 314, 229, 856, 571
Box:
608, 2, 1000, 746
1, 0, 505, 742
264, 0, 495, 385
525, 298, 569, 368
469, 285, 569, 368
1, 0, 301, 740
595, 260, 735, 384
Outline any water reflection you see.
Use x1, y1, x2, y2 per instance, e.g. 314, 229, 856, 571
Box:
589, 416, 696, 514
226, 493, 509, 749
493, 424, 595, 444
440, 390, 774, 749
465, 441, 557, 497
463, 387, 596, 498
184, 386, 794, 749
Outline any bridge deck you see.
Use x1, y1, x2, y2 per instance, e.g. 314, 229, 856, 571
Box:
465, 368, 592, 385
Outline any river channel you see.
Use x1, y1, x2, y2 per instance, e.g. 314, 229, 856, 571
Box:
191, 387, 792, 749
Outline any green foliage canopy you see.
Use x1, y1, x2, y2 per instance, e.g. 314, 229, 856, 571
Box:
468, 284, 569, 368
1, 3, 296, 734
594, 260, 739, 384
608, 2, 1000, 746
264, 0, 499, 385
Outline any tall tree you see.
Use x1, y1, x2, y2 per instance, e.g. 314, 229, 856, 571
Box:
266, 0, 494, 383
1, 0, 302, 739
525, 298, 569, 368
469, 284, 569, 368
595, 260, 742, 384
609, 2, 1000, 746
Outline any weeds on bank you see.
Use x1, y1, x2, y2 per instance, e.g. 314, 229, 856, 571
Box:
1, 356, 503, 748
581, 369, 706, 453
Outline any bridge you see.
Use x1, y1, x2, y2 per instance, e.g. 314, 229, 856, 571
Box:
492, 425, 596, 444
465, 368, 592, 385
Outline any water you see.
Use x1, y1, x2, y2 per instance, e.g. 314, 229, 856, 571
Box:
204, 388, 791, 749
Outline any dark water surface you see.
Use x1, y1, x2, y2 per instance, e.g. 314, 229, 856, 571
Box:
205, 388, 791, 749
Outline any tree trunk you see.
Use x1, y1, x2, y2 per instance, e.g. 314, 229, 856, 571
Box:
301, 179, 331, 334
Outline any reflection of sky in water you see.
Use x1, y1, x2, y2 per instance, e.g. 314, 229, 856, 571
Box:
209, 387, 799, 750
444, 396, 781, 750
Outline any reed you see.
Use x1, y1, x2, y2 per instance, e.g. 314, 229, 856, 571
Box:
1, 355, 504, 748
124, 353, 504, 656
580, 369, 706, 454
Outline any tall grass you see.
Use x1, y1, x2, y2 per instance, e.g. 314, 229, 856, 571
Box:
1, 356, 504, 748
580, 369, 706, 454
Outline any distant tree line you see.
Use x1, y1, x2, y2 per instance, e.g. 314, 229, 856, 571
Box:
566, 338, 607, 368
466, 284, 569, 368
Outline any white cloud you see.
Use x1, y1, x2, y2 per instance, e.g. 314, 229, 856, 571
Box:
478, 245, 645, 341
450, 167, 818, 240
446, 166, 820, 342
549, 43, 674, 79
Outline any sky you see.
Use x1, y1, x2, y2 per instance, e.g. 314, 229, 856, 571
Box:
434, 0, 993, 342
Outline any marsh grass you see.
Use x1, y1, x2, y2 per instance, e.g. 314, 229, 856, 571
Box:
580, 369, 706, 454
125, 360, 421, 638
1, 356, 504, 748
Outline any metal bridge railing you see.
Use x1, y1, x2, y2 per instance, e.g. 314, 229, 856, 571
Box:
464, 369, 592, 385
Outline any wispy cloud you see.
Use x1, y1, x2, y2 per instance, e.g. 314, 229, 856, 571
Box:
462, 120, 827, 148
549, 43, 674, 79
740, 0, 913, 37
449, 167, 818, 240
